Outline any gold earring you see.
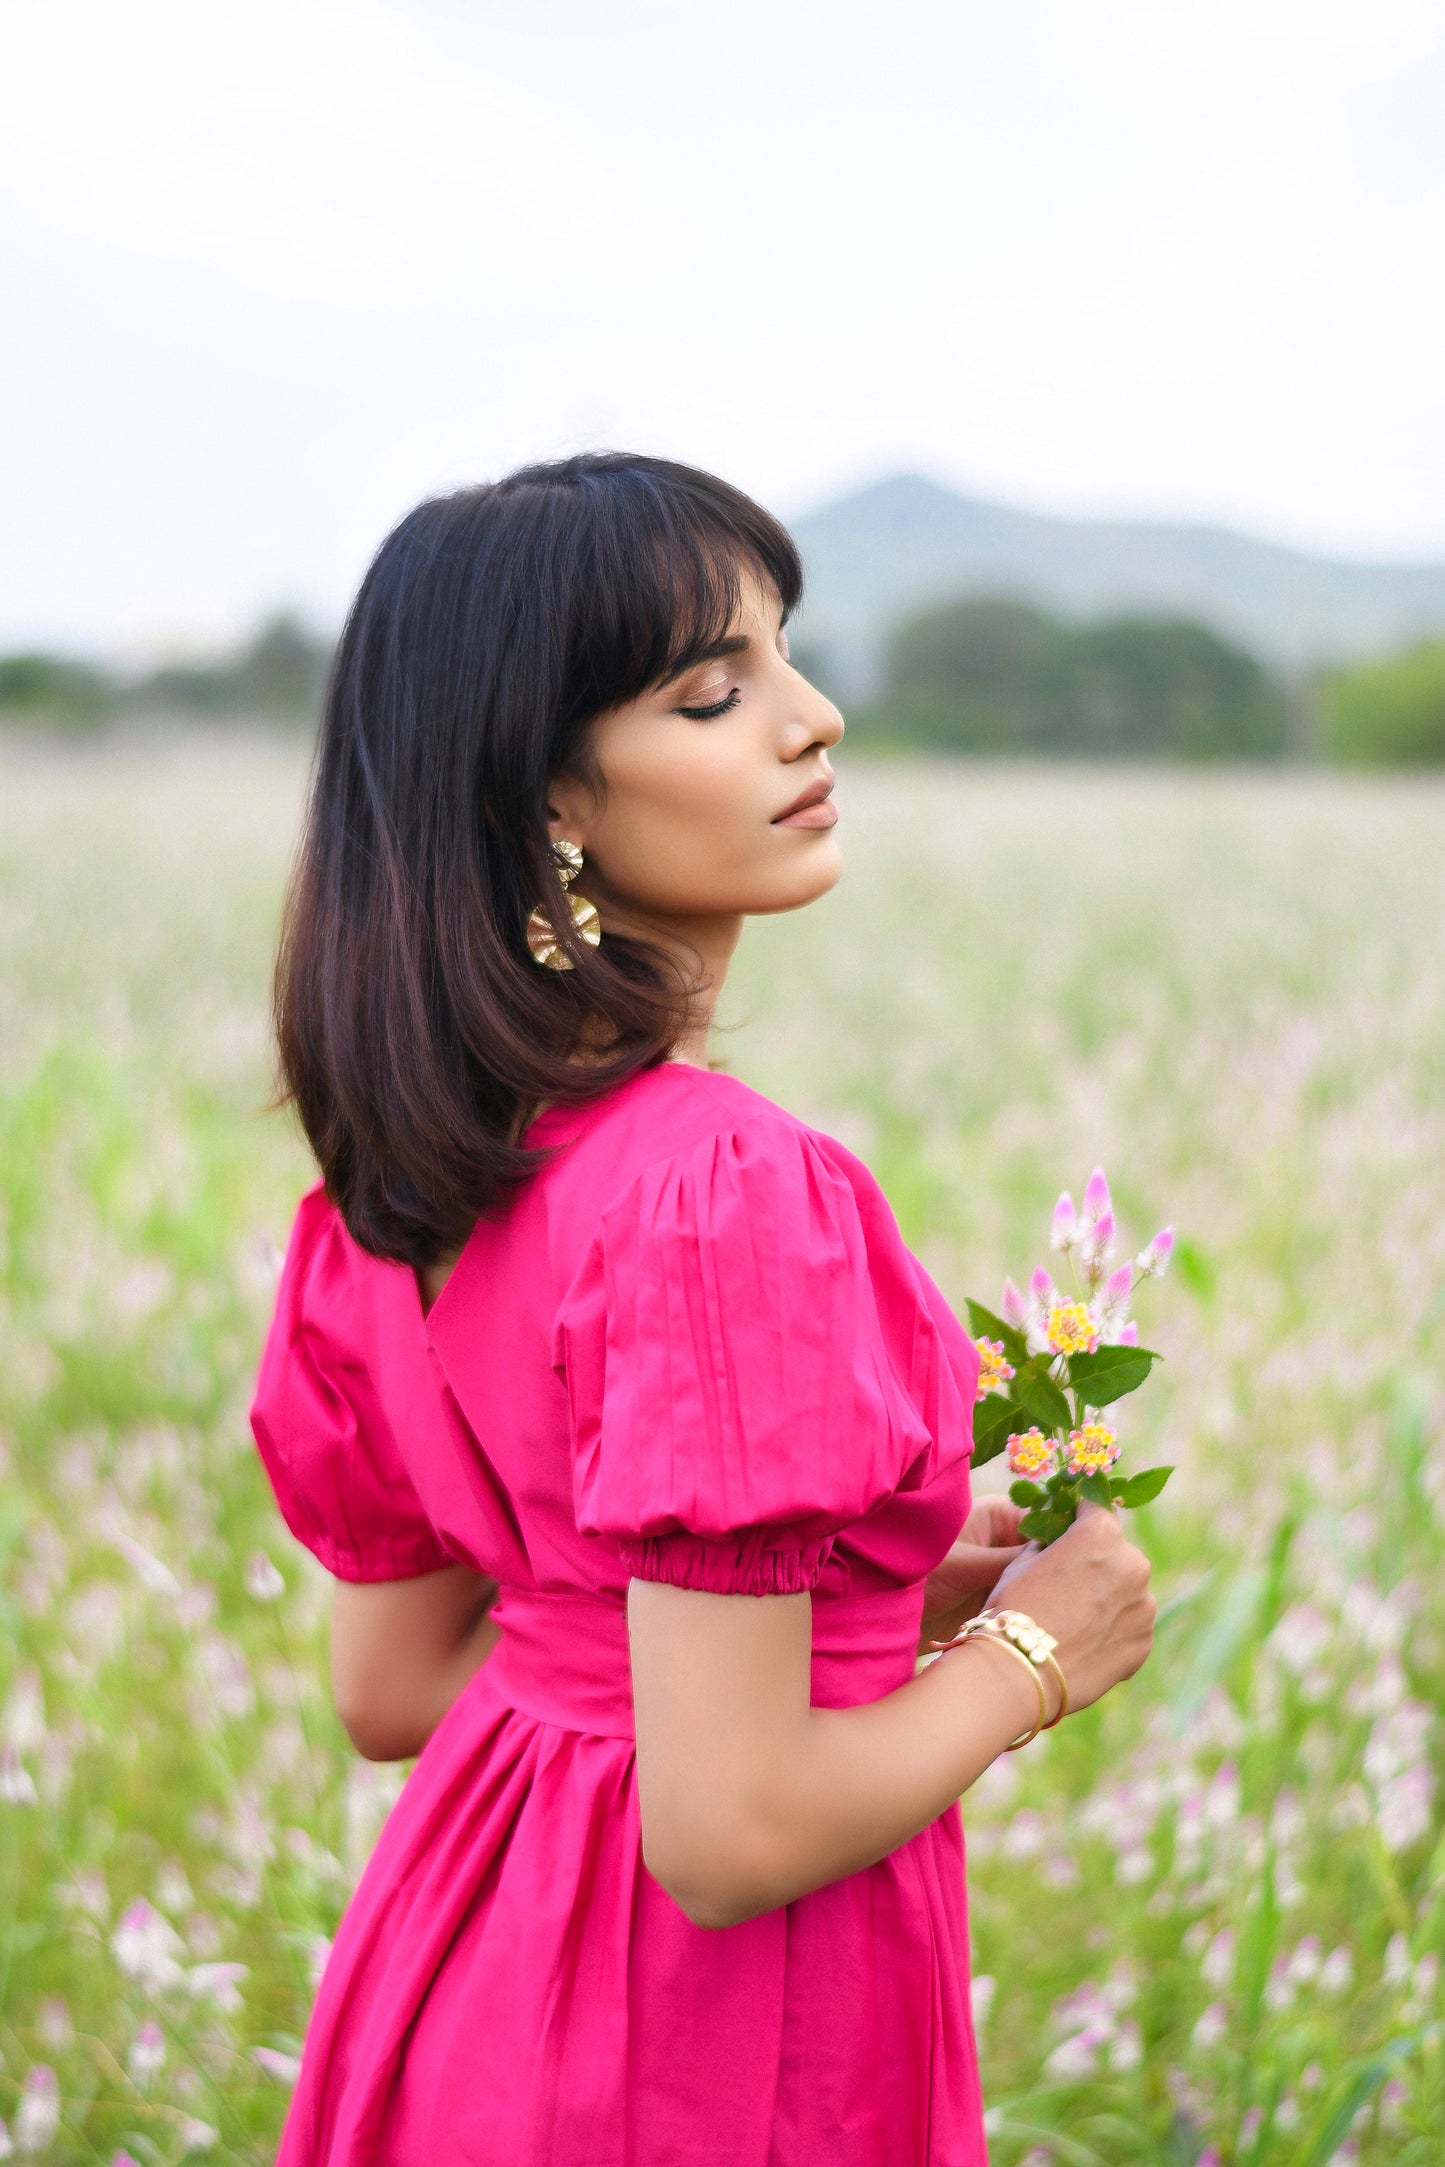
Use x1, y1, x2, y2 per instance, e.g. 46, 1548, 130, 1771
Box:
525, 839, 602, 970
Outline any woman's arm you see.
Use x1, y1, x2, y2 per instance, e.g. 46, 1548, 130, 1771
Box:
628, 1502, 1155, 1929
330, 1563, 501, 1761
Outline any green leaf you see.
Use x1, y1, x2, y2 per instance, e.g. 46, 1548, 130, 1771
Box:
1296, 2037, 1424, 2167
965, 1300, 1028, 1368
1011, 1360, 1072, 1430
1066, 1344, 1160, 1406
1019, 1502, 1076, 1546
1116, 1464, 1174, 1507
1008, 1479, 1047, 1507
1079, 1471, 1113, 1506
971, 1392, 1024, 1468
1169, 1568, 1265, 1737
1153, 1568, 1218, 1633
1235, 1868, 1281, 2044
1172, 1236, 1216, 1302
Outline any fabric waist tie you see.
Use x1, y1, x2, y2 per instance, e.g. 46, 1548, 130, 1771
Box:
482, 1580, 927, 1742
486, 1587, 637, 1739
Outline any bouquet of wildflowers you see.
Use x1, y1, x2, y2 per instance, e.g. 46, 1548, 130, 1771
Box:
968, 1168, 1174, 1546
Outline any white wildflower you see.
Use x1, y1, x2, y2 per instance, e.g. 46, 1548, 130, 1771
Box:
154, 1860, 194, 1914
1, 1670, 46, 1754
14, 2068, 59, 2155
112, 1534, 181, 1598
1044, 2021, 1110, 2080
186, 1962, 248, 2015
1268, 1605, 1332, 1675
1201, 1929, 1234, 1990
1191, 2001, 1227, 2050
0, 1746, 38, 1807
245, 1551, 285, 1602
1109, 2019, 1142, 2071
111, 1899, 185, 1991
126, 2022, 165, 2086
1204, 1762, 1240, 1828
1000, 1808, 1047, 1861
252, 2047, 301, 2085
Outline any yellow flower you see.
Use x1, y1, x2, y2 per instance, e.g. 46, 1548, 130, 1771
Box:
1006, 1428, 1055, 1479
974, 1337, 1016, 1400
1066, 1421, 1120, 1475
1046, 1300, 1099, 1357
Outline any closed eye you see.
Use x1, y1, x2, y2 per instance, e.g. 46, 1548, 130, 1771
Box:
676, 688, 742, 721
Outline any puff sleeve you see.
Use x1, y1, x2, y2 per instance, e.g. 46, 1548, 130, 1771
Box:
249, 1186, 455, 1582
553, 1119, 938, 1595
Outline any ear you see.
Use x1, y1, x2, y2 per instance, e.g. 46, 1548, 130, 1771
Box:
542, 768, 596, 853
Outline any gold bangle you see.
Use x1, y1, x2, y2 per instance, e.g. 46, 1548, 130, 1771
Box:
1040, 1650, 1069, 1729
978, 1607, 1069, 1731
924, 1607, 1069, 1748
931, 1625, 1047, 1749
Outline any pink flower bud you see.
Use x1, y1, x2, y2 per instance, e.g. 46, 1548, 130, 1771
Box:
1116, 1321, 1139, 1345
1001, 1277, 1027, 1328
1150, 1226, 1174, 1268
1082, 1166, 1111, 1223
1049, 1191, 1078, 1251
1029, 1265, 1054, 1311
1103, 1263, 1133, 1307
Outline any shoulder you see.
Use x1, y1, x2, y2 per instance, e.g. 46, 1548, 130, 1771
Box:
265, 1179, 386, 1374
541, 1060, 892, 1229
552, 1068, 920, 1343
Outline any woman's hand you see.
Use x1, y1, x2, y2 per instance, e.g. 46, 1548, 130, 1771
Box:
918, 1495, 1029, 1653
985, 1499, 1156, 1715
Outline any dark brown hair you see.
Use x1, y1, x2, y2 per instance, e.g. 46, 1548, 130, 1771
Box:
273, 451, 804, 1266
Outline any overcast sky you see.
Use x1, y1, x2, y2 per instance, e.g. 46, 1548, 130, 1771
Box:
3, 0, 1443, 657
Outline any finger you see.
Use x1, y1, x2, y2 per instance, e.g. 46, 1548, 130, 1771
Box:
930, 1541, 1030, 1591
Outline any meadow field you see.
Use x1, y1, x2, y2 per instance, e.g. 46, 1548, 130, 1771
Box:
1, 733, 1442, 2165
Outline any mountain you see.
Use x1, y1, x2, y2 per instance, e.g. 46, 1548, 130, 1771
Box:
786, 474, 1445, 698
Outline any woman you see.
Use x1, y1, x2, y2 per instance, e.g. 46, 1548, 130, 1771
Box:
249, 451, 1155, 2166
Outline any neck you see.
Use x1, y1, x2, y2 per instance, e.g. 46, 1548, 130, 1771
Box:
596, 897, 743, 1066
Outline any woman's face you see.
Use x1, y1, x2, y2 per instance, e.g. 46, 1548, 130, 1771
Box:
548, 565, 845, 933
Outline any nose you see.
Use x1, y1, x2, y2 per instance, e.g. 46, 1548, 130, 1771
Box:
787, 677, 844, 754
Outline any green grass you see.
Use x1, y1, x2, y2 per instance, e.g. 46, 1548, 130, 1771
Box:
1, 735, 1442, 2164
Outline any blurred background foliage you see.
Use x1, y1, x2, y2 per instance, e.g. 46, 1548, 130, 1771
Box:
850, 597, 1293, 760
1317, 640, 1445, 766
0, 616, 330, 737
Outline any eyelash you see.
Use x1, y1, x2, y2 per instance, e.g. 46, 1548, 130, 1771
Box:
677, 687, 741, 721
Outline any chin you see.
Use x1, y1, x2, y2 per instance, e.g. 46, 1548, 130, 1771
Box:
748, 840, 844, 915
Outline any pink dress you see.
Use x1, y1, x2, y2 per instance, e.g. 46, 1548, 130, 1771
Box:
249, 1059, 986, 2166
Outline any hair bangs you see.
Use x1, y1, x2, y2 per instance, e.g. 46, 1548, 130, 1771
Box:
561, 466, 805, 730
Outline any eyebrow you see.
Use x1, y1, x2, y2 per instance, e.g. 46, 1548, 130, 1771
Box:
659, 633, 751, 690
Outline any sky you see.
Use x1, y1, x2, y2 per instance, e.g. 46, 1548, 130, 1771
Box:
2, 0, 1443, 659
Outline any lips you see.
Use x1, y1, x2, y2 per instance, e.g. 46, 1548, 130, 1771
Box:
771, 776, 835, 822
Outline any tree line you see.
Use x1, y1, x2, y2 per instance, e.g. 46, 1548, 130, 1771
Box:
3, 597, 1445, 763
808, 596, 1445, 763
0, 614, 329, 732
